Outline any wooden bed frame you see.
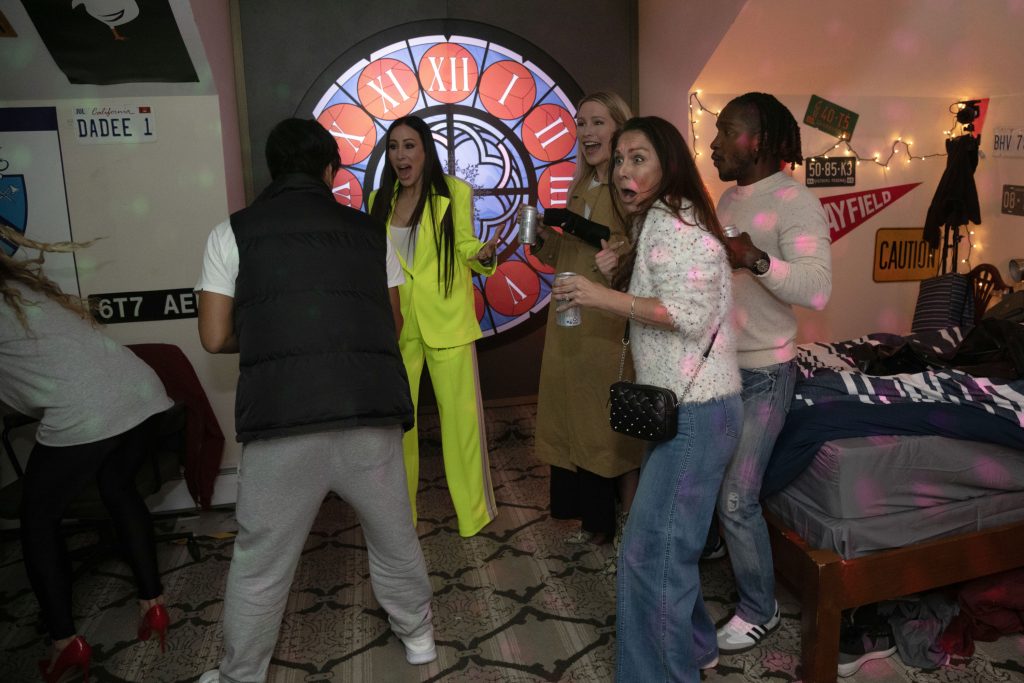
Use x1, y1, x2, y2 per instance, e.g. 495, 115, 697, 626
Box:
765, 510, 1024, 683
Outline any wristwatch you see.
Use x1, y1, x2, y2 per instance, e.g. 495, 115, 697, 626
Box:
750, 252, 771, 275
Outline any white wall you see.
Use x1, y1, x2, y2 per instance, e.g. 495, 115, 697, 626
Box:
0, 1, 244, 506
976, 93, 1024, 288
640, 0, 1024, 342
695, 93, 958, 340
57, 95, 241, 465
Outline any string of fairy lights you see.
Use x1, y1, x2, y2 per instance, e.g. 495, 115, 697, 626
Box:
686, 91, 983, 267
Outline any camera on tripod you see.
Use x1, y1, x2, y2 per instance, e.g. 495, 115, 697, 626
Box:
956, 100, 982, 131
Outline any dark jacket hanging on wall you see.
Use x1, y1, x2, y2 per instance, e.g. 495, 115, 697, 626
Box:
230, 173, 413, 442
923, 134, 981, 249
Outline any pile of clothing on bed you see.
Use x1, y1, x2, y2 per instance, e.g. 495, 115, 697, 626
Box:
762, 318, 1024, 497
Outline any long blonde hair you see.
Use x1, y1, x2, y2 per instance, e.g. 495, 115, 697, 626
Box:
0, 225, 97, 330
570, 91, 632, 197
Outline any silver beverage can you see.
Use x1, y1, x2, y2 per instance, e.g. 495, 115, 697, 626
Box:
518, 205, 538, 245
554, 272, 582, 327
722, 224, 740, 238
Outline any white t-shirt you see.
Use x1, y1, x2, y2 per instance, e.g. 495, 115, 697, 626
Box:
389, 224, 416, 268
195, 219, 405, 296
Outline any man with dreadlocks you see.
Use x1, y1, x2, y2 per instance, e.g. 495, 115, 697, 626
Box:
708, 92, 833, 655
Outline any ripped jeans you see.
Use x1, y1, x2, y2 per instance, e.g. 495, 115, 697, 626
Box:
716, 361, 797, 625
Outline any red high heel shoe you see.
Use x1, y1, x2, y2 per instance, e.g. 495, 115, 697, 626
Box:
37, 635, 91, 683
138, 604, 170, 653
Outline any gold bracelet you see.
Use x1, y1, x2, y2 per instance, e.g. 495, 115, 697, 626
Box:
629, 296, 637, 320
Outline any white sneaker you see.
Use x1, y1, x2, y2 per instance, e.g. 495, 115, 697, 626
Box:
400, 631, 437, 665
700, 656, 719, 670
716, 602, 781, 654
565, 529, 594, 545
198, 671, 220, 683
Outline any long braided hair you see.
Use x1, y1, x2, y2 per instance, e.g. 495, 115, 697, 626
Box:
0, 225, 98, 330
730, 92, 803, 170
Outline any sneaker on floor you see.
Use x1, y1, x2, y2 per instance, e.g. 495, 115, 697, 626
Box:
198, 671, 220, 683
837, 624, 897, 677
700, 656, 719, 670
701, 537, 727, 561
400, 631, 437, 665
566, 529, 594, 545
716, 602, 781, 654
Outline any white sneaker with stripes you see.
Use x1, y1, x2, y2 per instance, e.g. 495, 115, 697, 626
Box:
716, 601, 781, 654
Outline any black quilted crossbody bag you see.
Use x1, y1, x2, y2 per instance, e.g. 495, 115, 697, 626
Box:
609, 317, 718, 442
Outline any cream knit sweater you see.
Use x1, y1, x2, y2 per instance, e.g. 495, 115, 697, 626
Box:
716, 172, 833, 369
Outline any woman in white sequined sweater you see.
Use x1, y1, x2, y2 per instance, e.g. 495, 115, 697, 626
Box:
553, 116, 741, 682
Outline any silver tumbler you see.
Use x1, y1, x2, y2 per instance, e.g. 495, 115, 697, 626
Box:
723, 224, 740, 238
554, 272, 582, 327
518, 205, 538, 245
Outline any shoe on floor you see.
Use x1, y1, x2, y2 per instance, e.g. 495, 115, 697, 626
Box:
400, 631, 437, 665
700, 655, 719, 670
701, 537, 727, 561
837, 624, 897, 677
716, 602, 781, 654
565, 529, 594, 545
198, 671, 220, 683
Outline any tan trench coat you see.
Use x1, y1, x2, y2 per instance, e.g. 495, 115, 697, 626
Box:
533, 180, 645, 478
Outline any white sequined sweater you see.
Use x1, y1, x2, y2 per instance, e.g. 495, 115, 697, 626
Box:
627, 200, 741, 402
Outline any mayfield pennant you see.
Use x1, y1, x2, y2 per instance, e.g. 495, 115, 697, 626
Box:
821, 183, 920, 242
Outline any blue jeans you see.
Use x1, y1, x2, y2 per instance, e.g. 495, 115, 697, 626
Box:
616, 395, 742, 683
717, 362, 797, 625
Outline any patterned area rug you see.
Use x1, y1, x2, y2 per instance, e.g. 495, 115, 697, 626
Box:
0, 404, 1021, 681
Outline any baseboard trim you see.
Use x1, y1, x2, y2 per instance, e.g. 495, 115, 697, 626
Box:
484, 394, 538, 408
147, 468, 239, 513
418, 394, 538, 416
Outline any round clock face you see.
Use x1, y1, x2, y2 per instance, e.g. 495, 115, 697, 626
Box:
310, 25, 583, 336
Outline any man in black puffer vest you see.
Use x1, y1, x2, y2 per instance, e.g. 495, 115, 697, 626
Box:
196, 119, 435, 683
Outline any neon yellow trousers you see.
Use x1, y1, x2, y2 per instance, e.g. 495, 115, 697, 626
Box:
399, 311, 497, 537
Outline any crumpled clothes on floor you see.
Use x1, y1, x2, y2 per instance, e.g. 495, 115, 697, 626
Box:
877, 593, 959, 669
940, 567, 1024, 657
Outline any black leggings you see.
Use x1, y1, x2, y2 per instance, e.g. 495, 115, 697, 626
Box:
19, 412, 165, 640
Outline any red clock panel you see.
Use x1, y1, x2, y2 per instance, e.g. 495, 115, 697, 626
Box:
311, 25, 583, 336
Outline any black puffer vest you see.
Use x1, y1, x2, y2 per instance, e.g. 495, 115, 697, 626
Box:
230, 173, 413, 442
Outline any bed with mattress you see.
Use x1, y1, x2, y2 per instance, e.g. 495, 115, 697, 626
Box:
760, 322, 1024, 682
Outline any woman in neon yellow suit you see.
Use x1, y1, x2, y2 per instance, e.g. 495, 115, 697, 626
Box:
369, 115, 498, 537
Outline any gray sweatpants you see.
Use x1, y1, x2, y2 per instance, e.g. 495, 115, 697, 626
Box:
218, 426, 433, 683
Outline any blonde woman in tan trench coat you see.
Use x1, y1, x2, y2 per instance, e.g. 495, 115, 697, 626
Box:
531, 92, 643, 561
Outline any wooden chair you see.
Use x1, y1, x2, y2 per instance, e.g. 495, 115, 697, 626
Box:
968, 263, 1012, 325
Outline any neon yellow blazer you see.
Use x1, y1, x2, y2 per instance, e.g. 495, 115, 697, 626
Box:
370, 176, 496, 348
